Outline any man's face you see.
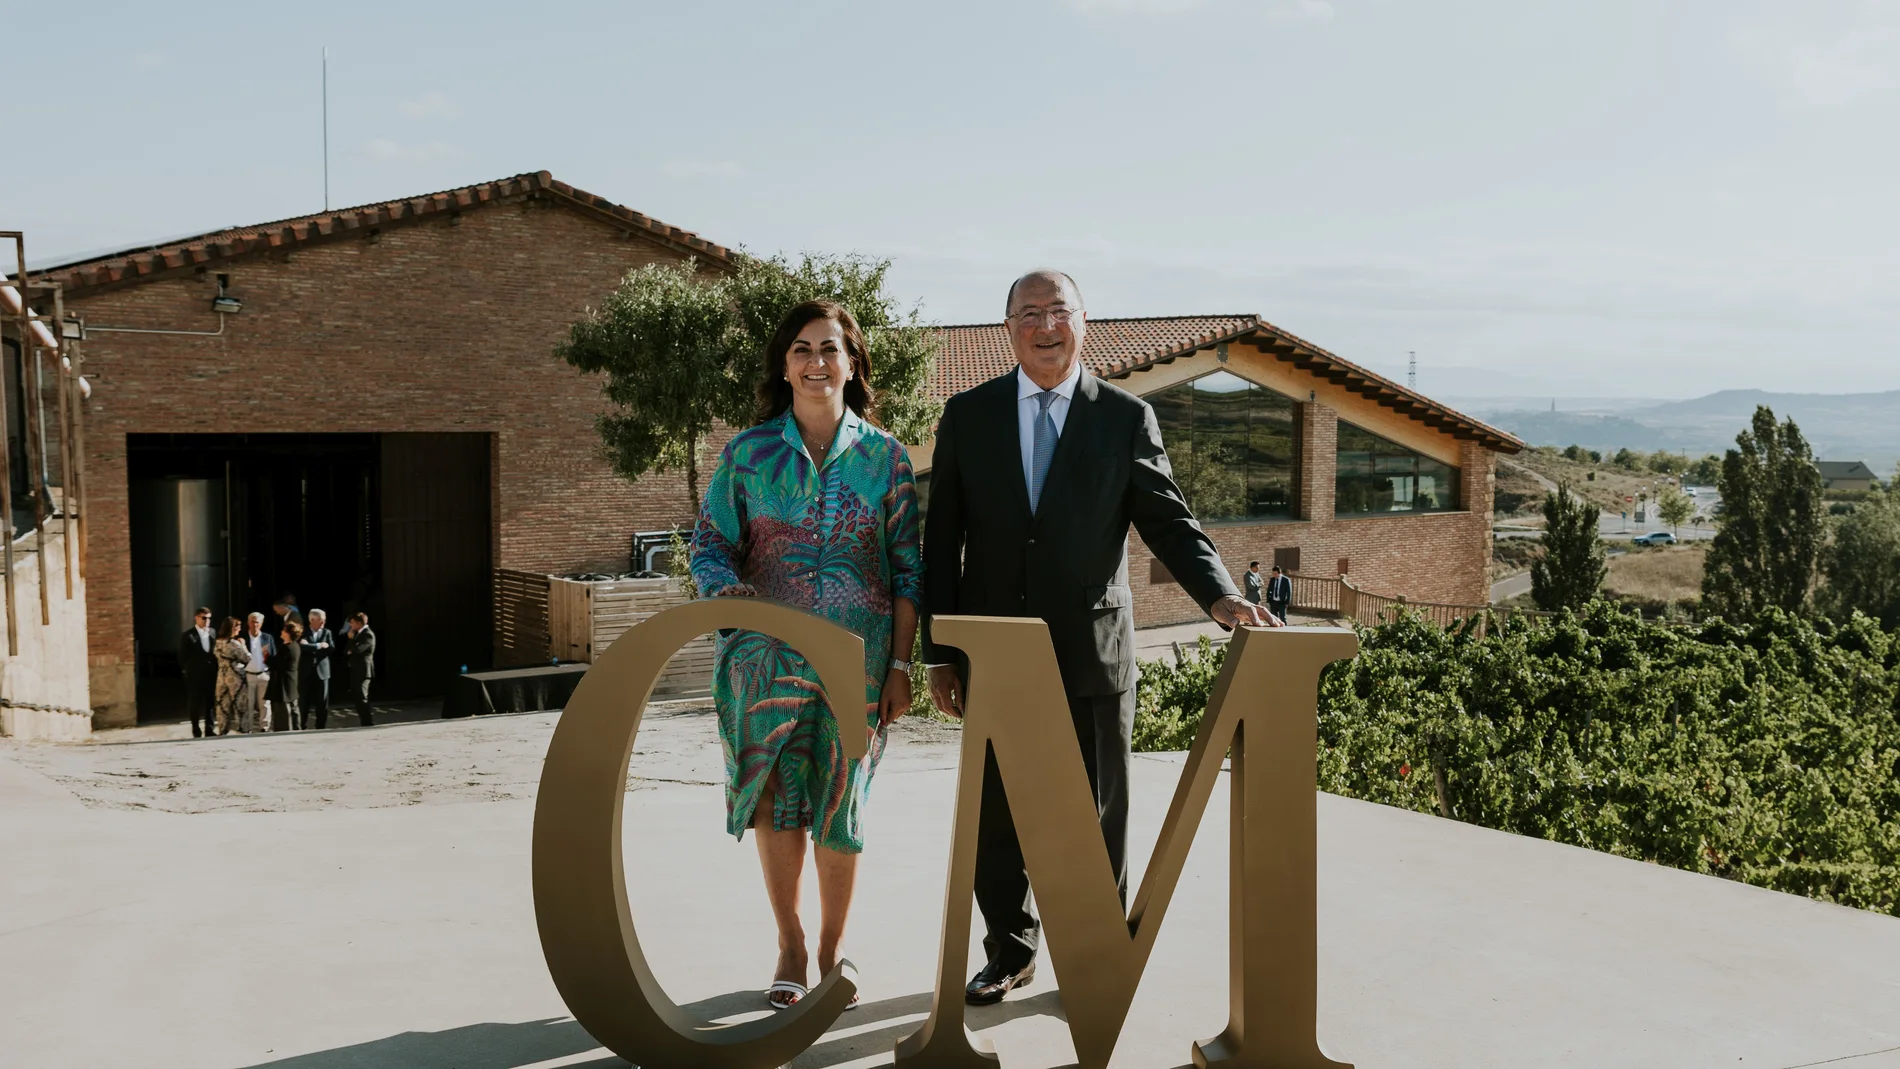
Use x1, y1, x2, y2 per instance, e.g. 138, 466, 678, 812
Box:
194, 611, 210, 628
247, 617, 261, 636
309, 612, 325, 630
1006, 276, 1086, 387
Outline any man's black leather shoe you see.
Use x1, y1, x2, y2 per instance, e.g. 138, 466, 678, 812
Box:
965, 959, 1036, 1005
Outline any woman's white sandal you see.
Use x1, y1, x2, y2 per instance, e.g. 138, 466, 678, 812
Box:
766, 980, 807, 1010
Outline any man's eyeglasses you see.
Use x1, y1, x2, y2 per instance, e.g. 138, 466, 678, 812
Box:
1007, 307, 1082, 328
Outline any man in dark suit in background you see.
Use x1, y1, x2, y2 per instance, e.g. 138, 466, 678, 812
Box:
300, 608, 335, 729
923, 269, 1276, 1005
177, 607, 218, 738
343, 612, 377, 727
1267, 564, 1293, 624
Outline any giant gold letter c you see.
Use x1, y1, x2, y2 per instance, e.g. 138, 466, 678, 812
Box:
532, 598, 867, 1069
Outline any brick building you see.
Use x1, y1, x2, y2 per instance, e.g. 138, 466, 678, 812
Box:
919, 316, 1523, 627
30, 172, 728, 726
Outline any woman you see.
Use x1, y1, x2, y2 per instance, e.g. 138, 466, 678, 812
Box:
691, 299, 922, 1010
212, 617, 249, 736
267, 620, 303, 731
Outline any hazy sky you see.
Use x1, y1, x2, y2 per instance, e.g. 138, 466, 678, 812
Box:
8, 1, 1897, 398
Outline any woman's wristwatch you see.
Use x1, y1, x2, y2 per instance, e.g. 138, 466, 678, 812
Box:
889, 658, 913, 673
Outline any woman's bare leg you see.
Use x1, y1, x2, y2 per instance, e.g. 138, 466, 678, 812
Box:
812, 846, 858, 978
753, 777, 809, 1002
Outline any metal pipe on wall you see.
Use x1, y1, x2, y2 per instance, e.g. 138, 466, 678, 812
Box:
21, 330, 49, 625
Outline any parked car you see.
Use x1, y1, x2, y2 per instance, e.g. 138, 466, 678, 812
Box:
1633, 531, 1677, 546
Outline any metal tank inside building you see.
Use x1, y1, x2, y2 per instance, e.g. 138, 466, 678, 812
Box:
131, 478, 228, 673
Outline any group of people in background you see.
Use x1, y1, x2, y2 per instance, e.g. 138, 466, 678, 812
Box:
176, 593, 378, 737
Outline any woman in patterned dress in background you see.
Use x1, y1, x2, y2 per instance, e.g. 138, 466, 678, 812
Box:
692, 299, 923, 1010
212, 617, 249, 735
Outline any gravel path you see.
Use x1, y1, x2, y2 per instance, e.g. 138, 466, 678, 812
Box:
1, 701, 964, 814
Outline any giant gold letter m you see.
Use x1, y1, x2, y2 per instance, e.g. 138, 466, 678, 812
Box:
898, 617, 1358, 1069
532, 604, 1357, 1069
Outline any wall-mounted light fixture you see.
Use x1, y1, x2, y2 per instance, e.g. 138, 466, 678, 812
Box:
59, 318, 83, 340
211, 295, 243, 315
1216, 342, 1229, 364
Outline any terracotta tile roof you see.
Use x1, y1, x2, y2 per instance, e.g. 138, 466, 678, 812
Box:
20, 171, 730, 295
932, 314, 1523, 452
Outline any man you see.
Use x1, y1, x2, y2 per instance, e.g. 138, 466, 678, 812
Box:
343, 612, 377, 727
239, 612, 276, 733
1243, 561, 1264, 606
300, 609, 335, 729
270, 592, 305, 636
923, 269, 1277, 1006
1267, 564, 1293, 624
176, 607, 219, 738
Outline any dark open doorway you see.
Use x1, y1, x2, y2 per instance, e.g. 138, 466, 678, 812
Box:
128, 432, 492, 721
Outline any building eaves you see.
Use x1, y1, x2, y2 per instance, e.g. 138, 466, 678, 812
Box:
18, 171, 732, 296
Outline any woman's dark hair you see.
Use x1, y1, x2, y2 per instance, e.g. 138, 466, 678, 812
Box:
219, 617, 242, 640
754, 300, 875, 426
283, 620, 304, 642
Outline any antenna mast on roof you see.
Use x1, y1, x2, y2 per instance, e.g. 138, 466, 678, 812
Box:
322, 47, 330, 211
1407, 350, 1416, 390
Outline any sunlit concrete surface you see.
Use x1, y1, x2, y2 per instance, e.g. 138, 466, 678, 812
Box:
3, 709, 1897, 1068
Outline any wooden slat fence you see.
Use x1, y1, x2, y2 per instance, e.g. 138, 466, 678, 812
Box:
493, 568, 551, 667
548, 576, 714, 698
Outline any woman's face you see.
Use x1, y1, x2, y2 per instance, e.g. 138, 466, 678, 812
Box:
786, 317, 852, 405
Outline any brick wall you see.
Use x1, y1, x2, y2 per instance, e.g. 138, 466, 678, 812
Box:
66, 197, 710, 725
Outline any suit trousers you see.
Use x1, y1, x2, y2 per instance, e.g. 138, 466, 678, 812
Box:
184, 672, 216, 737
352, 675, 374, 726
303, 675, 330, 729
1268, 597, 1291, 622
974, 687, 1135, 973
240, 673, 269, 733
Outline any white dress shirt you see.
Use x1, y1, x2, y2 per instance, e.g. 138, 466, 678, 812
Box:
1016, 362, 1083, 494
246, 633, 268, 674
195, 625, 212, 653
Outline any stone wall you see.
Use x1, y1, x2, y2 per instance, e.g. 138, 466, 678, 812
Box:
0, 524, 92, 741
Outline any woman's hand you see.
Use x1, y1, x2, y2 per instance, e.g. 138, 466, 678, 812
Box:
710, 583, 760, 597
878, 667, 913, 728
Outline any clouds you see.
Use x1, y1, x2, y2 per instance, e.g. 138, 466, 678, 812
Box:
398, 91, 458, 120
365, 139, 457, 163
1731, 3, 1900, 107
1063, 0, 1332, 19
660, 158, 744, 180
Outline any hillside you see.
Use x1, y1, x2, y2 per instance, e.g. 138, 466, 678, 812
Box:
1467, 389, 1900, 471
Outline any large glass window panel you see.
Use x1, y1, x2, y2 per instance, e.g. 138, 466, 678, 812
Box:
1148, 371, 1297, 522
1334, 420, 1461, 516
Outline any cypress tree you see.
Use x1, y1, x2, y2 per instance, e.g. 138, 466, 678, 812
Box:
1702, 406, 1825, 617
1531, 483, 1606, 611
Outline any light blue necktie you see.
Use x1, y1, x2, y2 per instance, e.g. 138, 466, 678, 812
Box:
1029, 390, 1058, 513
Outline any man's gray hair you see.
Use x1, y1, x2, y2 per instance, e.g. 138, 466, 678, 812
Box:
1005, 269, 1084, 316
308, 608, 327, 620
246, 611, 264, 622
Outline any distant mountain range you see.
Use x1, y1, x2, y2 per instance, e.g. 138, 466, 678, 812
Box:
1441, 389, 1900, 471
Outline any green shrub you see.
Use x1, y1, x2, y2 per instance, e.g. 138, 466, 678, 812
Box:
1132, 606, 1900, 915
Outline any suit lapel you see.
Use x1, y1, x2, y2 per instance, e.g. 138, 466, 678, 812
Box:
1034, 371, 1099, 523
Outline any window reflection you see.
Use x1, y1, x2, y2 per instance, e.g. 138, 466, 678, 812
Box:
1152, 371, 1297, 522
1335, 421, 1461, 515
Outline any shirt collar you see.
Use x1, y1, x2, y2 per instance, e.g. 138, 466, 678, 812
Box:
778, 407, 866, 463
1017, 361, 1083, 401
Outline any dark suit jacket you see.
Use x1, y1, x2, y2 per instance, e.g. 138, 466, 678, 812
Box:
1267, 574, 1292, 605
301, 627, 334, 681
346, 627, 376, 682
266, 641, 301, 700
178, 627, 218, 684
923, 369, 1238, 696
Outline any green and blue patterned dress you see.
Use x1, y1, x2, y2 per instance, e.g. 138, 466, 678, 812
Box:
691, 409, 923, 854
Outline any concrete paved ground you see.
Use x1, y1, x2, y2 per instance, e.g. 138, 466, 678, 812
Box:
3, 710, 1898, 1069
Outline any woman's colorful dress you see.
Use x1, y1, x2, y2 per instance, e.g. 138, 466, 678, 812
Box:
691, 408, 923, 854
